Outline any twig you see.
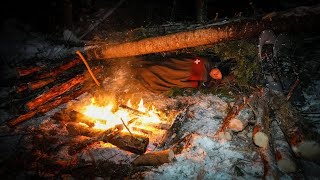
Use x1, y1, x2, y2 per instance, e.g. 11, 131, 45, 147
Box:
79, 0, 126, 39
286, 78, 300, 100
120, 118, 134, 137
76, 50, 100, 86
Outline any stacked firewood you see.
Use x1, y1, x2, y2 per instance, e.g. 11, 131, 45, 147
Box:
6, 56, 106, 128
215, 88, 320, 178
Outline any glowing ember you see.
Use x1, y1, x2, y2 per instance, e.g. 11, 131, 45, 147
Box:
81, 98, 162, 135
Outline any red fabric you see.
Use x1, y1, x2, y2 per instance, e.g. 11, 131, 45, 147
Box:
188, 58, 205, 87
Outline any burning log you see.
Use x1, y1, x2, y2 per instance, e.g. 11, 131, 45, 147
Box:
104, 132, 149, 155
52, 109, 109, 128
119, 104, 147, 116
132, 149, 175, 166
36, 58, 82, 79
270, 91, 320, 161
16, 66, 43, 77
15, 77, 56, 93
86, 4, 320, 59
271, 120, 297, 173
7, 85, 91, 127
25, 66, 103, 111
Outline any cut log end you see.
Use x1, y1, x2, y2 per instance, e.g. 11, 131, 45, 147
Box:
253, 131, 269, 148
228, 118, 245, 132
293, 141, 320, 161
132, 149, 174, 166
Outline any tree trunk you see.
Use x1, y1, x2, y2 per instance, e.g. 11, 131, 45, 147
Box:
86, 4, 320, 59
270, 91, 320, 161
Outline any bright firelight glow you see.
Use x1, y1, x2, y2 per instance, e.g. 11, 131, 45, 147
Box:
81, 98, 162, 135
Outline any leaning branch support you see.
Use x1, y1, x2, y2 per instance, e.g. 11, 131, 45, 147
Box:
86, 4, 320, 59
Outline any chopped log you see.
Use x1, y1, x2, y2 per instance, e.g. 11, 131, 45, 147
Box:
36, 58, 82, 79
215, 96, 247, 137
25, 66, 103, 110
15, 78, 55, 93
16, 66, 43, 77
7, 85, 90, 127
269, 91, 320, 160
252, 93, 270, 149
271, 120, 297, 173
103, 132, 149, 155
85, 4, 320, 59
132, 149, 174, 166
67, 125, 123, 155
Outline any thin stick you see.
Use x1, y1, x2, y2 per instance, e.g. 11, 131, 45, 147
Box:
286, 78, 300, 100
76, 50, 101, 86
120, 118, 134, 137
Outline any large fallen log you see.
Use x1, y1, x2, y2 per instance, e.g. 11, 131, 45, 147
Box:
86, 4, 320, 59
269, 91, 320, 161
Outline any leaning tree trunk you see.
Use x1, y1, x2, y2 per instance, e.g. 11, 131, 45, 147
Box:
86, 4, 320, 59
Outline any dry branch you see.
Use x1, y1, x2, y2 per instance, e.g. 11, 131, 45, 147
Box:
86, 4, 320, 59
132, 149, 174, 166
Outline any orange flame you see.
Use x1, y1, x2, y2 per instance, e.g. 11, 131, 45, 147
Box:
81, 98, 162, 135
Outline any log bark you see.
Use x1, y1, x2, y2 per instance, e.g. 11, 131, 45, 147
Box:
269, 91, 320, 161
132, 149, 174, 166
85, 4, 320, 59
36, 58, 82, 79
25, 66, 103, 110
15, 78, 56, 93
7, 85, 90, 127
271, 120, 297, 173
252, 91, 270, 149
16, 66, 43, 77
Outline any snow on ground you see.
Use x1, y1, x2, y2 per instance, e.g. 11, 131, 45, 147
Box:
143, 94, 264, 180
